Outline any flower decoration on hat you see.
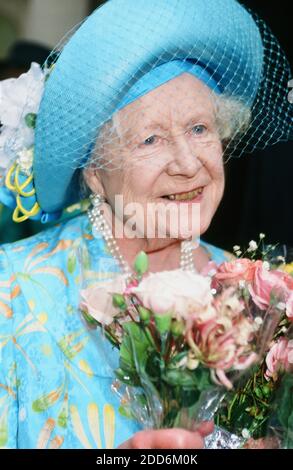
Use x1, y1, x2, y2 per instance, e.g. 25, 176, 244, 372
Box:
0, 62, 51, 222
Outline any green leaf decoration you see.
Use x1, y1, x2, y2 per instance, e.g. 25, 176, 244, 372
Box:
81, 246, 91, 270
32, 385, 64, 413
25, 112, 37, 129
0, 408, 8, 447
58, 336, 89, 360
67, 251, 77, 274
57, 402, 68, 428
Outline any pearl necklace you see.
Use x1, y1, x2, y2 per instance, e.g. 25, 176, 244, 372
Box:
88, 194, 196, 274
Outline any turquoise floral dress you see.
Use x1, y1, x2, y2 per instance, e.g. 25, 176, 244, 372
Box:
0, 214, 232, 449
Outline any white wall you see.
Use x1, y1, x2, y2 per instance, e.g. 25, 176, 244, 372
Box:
0, 0, 90, 48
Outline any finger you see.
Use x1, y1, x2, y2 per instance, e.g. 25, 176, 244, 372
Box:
192, 421, 214, 437
129, 428, 205, 449
117, 438, 133, 449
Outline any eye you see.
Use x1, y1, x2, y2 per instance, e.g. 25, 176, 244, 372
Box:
143, 135, 157, 145
190, 124, 207, 136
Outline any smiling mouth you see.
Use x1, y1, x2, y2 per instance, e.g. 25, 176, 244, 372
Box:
162, 187, 204, 201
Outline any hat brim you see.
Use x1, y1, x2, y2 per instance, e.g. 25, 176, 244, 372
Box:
34, 0, 263, 214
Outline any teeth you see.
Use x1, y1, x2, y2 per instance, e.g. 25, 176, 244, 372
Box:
166, 187, 203, 201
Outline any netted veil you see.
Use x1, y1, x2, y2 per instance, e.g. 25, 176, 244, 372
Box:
0, 0, 292, 222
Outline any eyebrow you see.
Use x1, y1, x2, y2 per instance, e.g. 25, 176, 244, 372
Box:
124, 107, 216, 137
124, 122, 169, 138
139, 121, 168, 131
139, 114, 214, 131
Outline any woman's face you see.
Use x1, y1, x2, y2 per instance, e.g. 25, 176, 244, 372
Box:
88, 73, 225, 239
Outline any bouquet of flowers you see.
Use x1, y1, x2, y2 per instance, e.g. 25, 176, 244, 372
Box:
212, 239, 293, 448
80, 238, 292, 446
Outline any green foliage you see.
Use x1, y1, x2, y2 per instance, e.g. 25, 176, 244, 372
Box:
163, 367, 211, 391
117, 322, 151, 386
217, 365, 277, 439
273, 373, 293, 448
115, 320, 214, 428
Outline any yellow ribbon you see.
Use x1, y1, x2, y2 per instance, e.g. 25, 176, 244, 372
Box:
5, 162, 41, 222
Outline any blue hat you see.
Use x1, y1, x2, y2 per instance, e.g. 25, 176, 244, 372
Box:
32, 0, 266, 216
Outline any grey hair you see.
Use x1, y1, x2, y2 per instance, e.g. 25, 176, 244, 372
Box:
214, 94, 252, 143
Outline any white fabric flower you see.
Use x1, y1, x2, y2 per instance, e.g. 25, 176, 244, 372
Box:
16, 148, 34, 173
0, 62, 45, 177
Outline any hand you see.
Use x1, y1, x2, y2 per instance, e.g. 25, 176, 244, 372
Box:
118, 421, 214, 449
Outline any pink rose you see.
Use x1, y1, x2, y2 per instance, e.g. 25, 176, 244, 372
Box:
265, 338, 293, 381
80, 275, 128, 325
214, 259, 259, 286
187, 312, 257, 389
129, 269, 216, 322
249, 265, 293, 312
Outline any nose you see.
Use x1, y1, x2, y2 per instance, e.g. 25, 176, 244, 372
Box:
166, 135, 203, 177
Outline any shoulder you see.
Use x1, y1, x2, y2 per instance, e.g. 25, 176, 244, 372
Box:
0, 213, 90, 271
0, 213, 93, 322
199, 239, 235, 264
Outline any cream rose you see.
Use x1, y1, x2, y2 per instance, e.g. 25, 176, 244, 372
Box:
80, 274, 128, 325
129, 269, 216, 322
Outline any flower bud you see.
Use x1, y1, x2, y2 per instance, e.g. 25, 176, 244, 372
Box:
138, 305, 151, 323
134, 251, 149, 275
112, 293, 126, 310
154, 312, 172, 335
255, 387, 263, 399
262, 384, 271, 397
171, 320, 185, 337
81, 309, 98, 327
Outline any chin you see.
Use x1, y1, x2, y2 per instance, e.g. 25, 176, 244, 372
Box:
199, 211, 215, 236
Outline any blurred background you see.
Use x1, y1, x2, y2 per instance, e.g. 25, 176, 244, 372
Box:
0, 0, 292, 258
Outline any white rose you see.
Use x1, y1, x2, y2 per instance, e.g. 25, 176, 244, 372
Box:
130, 269, 216, 322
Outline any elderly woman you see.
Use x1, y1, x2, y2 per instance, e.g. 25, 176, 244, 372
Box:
0, 0, 292, 449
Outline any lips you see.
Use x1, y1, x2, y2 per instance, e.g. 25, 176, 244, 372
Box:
162, 187, 204, 201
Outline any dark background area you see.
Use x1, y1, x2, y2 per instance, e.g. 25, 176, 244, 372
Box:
203, 0, 293, 252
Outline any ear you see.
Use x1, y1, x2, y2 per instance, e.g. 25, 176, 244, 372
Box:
83, 167, 105, 196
